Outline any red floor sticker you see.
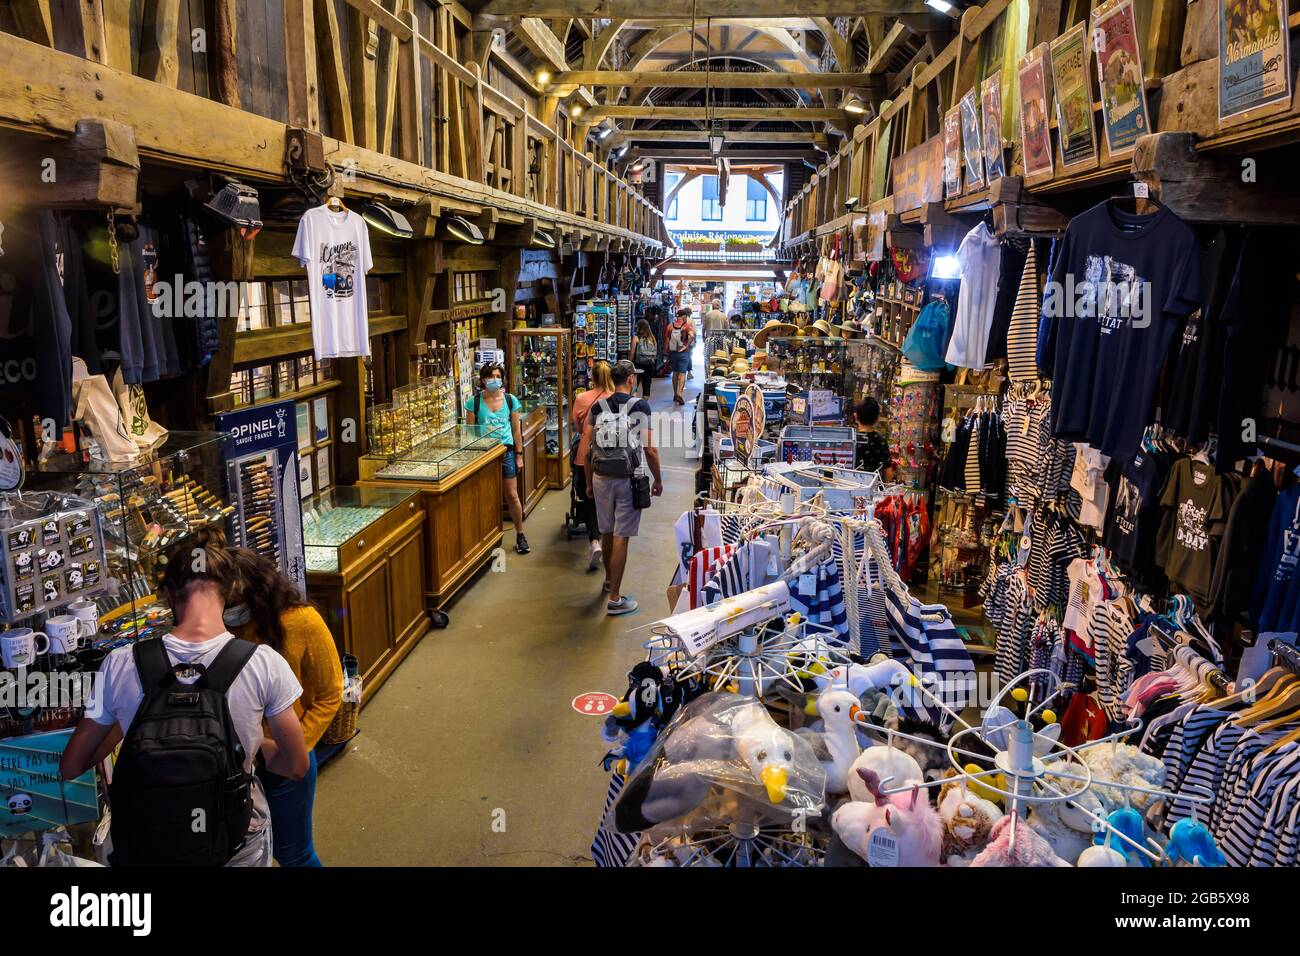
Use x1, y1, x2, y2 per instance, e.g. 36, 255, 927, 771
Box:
572, 692, 618, 716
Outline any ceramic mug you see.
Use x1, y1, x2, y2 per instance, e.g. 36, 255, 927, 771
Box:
46, 615, 92, 656
1, 629, 50, 668
68, 599, 99, 637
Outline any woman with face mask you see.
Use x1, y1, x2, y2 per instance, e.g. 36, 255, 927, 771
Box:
224, 546, 341, 867
465, 363, 529, 553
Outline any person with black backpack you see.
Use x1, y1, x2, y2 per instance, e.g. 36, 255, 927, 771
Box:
61, 529, 308, 866
579, 360, 663, 616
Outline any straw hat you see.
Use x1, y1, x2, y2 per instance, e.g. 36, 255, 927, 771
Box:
753, 318, 800, 349
711, 350, 729, 362
834, 323, 863, 339
810, 319, 836, 338
731, 345, 747, 358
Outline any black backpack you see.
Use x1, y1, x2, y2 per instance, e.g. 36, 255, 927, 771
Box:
108, 637, 258, 867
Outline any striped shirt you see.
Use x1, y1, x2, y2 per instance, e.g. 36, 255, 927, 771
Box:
1006, 243, 1041, 384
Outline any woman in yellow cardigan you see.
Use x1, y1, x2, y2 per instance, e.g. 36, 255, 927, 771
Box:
226, 548, 342, 867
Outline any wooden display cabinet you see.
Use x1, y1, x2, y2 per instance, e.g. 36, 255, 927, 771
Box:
517, 405, 550, 518
507, 327, 572, 490
303, 486, 429, 706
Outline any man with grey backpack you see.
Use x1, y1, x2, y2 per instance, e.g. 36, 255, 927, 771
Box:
580, 361, 663, 616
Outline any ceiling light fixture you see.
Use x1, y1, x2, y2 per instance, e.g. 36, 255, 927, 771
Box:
536, 69, 551, 86
843, 94, 867, 115
360, 201, 413, 239
204, 180, 263, 239
444, 215, 484, 245
926, 0, 960, 16
709, 120, 725, 156
570, 102, 584, 118
597, 125, 614, 140
530, 229, 556, 249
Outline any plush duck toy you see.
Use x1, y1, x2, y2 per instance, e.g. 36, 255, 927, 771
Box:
612, 693, 823, 833
832, 769, 942, 867
796, 688, 862, 795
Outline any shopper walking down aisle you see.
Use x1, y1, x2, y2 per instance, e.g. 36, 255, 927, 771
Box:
226, 547, 342, 867
631, 320, 657, 399
466, 363, 530, 554
703, 297, 728, 332
667, 307, 695, 405
60, 529, 307, 867
581, 360, 663, 615
572, 361, 616, 571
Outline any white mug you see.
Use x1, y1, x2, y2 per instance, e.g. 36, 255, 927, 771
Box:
68, 599, 98, 636
46, 615, 92, 656
1, 629, 50, 669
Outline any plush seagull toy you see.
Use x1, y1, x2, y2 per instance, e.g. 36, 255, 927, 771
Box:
797, 689, 862, 795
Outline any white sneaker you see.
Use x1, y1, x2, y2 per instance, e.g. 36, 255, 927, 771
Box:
587, 544, 603, 572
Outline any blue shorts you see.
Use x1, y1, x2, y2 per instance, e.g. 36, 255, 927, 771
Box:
501, 447, 518, 479
669, 350, 692, 374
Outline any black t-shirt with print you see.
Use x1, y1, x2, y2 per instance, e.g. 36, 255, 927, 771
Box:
1103, 446, 1170, 582
1040, 201, 1200, 462
1156, 458, 1231, 607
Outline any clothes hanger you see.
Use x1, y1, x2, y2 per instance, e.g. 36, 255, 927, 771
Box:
326, 194, 345, 212
1232, 675, 1300, 726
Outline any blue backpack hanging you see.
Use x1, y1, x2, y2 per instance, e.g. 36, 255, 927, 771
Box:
902, 299, 953, 372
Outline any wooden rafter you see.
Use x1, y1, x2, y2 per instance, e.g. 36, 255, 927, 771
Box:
479, 1, 927, 16
554, 71, 875, 90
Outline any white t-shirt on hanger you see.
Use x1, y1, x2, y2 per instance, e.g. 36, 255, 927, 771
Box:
944, 222, 1002, 369
292, 205, 374, 359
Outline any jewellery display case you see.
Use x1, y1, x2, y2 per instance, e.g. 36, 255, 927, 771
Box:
508, 327, 572, 490
303, 485, 428, 705
28, 432, 233, 632
357, 426, 506, 617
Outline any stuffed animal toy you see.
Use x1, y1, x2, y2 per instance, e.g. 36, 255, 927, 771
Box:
1094, 806, 1151, 866
1025, 788, 1104, 864
969, 814, 1071, 867
832, 769, 942, 867
611, 693, 825, 834
1165, 817, 1227, 867
847, 744, 924, 803
1077, 832, 1128, 867
937, 773, 1003, 865
796, 689, 862, 795
1080, 744, 1166, 813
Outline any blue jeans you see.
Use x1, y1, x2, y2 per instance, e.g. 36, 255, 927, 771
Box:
263, 749, 322, 867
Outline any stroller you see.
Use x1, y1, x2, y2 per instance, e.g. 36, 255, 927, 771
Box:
563, 440, 593, 540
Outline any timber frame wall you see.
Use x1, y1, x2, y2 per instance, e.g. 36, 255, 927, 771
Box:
779, 0, 1300, 253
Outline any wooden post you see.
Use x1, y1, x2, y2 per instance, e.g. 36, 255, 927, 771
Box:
399, 8, 425, 165
140, 0, 182, 87
285, 0, 321, 131
209, 0, 240, 109
347, 4, 380, 150
466, 62, 486, 185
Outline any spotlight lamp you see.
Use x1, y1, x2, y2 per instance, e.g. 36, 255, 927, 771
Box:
444, 215, 485, 245
843, 94, 867, 115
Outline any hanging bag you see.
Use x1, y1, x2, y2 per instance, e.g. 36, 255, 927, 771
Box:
71, 370, 138, 463
111, 368, 167, 451
902, 299, 954, 372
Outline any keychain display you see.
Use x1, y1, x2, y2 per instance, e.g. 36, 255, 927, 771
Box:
0, 492, 109, 623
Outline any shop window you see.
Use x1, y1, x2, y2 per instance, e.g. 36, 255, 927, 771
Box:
701, 175, 721, 221
664, 172, 680, 220
746, 175, 767, 221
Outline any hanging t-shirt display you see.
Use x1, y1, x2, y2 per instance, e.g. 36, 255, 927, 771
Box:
944, 222, 1002, 369
1253, 486, 1300, 636
292, 205, 374, 360
1039, 201, 1200, 461
1157, 457, 1230, 610
1102, 445, 1170, 582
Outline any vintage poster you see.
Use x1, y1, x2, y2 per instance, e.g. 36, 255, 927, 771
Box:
866, 197, 893, 262
1018, 46, 1055, 179
943, 107, 963, 197
1092, 0, 1151, 157
1219, 0, 1292, 124
960, 89, 986, 190
891, 135, 944, 212
1051, 22, 1099, 168
980, 73, 1006, 181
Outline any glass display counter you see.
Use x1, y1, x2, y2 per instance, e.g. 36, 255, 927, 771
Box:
368, 425, 499, 482
302, 484, 428, 707
508, 327, 571, 489
303, 485, 421, 574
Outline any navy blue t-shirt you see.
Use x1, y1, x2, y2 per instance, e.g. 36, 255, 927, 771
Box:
1102, 446, 1169, 581
1039, 202, 1200, 461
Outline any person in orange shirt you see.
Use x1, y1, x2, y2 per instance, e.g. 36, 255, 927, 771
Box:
226, 548, 342, 866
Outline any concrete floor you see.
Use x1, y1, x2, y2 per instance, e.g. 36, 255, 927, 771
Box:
313, 358, 702, 865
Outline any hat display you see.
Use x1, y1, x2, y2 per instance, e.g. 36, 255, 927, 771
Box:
753, 318, 800, 349
731, 346, 747, 357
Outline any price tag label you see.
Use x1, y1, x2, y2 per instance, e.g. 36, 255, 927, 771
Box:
798, 573, 817, 597
1133, 182, 1149, 199
867, 829, 900, 867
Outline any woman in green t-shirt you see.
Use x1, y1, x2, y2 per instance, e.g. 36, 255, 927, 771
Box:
466, 364, 529, 554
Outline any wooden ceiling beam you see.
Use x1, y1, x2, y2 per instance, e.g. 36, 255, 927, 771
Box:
482, 1, 926, 16
553, 70, 877, 90
588, 105, 848, 121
